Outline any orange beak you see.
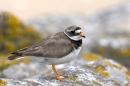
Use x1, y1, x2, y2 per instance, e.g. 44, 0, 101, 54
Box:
79, 33, 86, 38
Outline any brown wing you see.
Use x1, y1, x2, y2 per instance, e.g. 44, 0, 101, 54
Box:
12, 32, 73, 58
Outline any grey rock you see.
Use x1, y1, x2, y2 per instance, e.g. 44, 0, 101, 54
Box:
2, 61, 50, 79
2, 66, 120, 86
1, 57, 130, 86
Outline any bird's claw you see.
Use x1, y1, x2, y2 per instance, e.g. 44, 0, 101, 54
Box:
55, 75, 64, 81
55, 73, 65, 81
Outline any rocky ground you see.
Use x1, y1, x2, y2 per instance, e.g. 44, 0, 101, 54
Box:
0, 54, 130, 86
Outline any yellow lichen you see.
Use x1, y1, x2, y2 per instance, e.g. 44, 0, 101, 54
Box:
0, 11, 41, 54
21, 58, 30, 64
102, 60, 112, 66
74, 81, 88, 86
0, 79, 7, 86
125, 83, 129, 86
82, 54, 102, 61
93, 80, 102, 86
119, 49, 130, 57
126, 70, 130, 77
96, 66, 109, 78
125, 70, 130, 80
0, 11, 41, 71
113, 64, 123, 70
102, 60, 123, 70
0, 55, 30, 72
68, 75, 76, 81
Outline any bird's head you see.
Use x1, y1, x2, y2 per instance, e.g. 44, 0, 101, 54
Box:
64, 25, 86, 41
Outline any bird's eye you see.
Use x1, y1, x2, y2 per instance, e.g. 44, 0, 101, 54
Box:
71, 31, 75, 34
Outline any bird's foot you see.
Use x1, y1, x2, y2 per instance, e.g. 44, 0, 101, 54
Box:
55, 73, 64, 81
57, 73, 64, 76
55, 76, 64, 81
52, 65, 65, 81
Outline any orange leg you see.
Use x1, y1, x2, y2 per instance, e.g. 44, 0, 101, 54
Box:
52, 65, 64, 81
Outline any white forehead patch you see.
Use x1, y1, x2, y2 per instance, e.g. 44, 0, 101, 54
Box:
75, 29, 82, 33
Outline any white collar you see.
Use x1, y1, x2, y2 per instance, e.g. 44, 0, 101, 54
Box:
64, 31, 81, 41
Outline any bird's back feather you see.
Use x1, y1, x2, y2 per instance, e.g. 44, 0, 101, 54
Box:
7, 32, 74, 60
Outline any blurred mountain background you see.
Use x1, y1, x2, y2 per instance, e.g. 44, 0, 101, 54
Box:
0, 0, 130, 80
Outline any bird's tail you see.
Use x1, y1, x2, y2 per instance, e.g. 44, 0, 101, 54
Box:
7, 54, 22, 60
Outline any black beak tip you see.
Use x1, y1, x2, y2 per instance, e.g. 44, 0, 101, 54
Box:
83, 36, 86, 38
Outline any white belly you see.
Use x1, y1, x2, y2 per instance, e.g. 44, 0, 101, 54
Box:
27, 47, 81, 65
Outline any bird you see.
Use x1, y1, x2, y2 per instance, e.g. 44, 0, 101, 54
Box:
7, 25, 85, 81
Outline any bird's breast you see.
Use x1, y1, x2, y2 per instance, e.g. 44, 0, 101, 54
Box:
46, 47, 81, 65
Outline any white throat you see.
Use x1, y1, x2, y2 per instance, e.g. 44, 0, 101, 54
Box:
64, 31, 81, 41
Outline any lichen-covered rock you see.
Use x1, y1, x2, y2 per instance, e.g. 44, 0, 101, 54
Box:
2, 62, 49, 79
2, 66, 120, 86
1, 54, 130, 86
0, 11, 41, 72
76, 54, 130, 86
0, 79, 7, 86
0, 12, 41, 54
